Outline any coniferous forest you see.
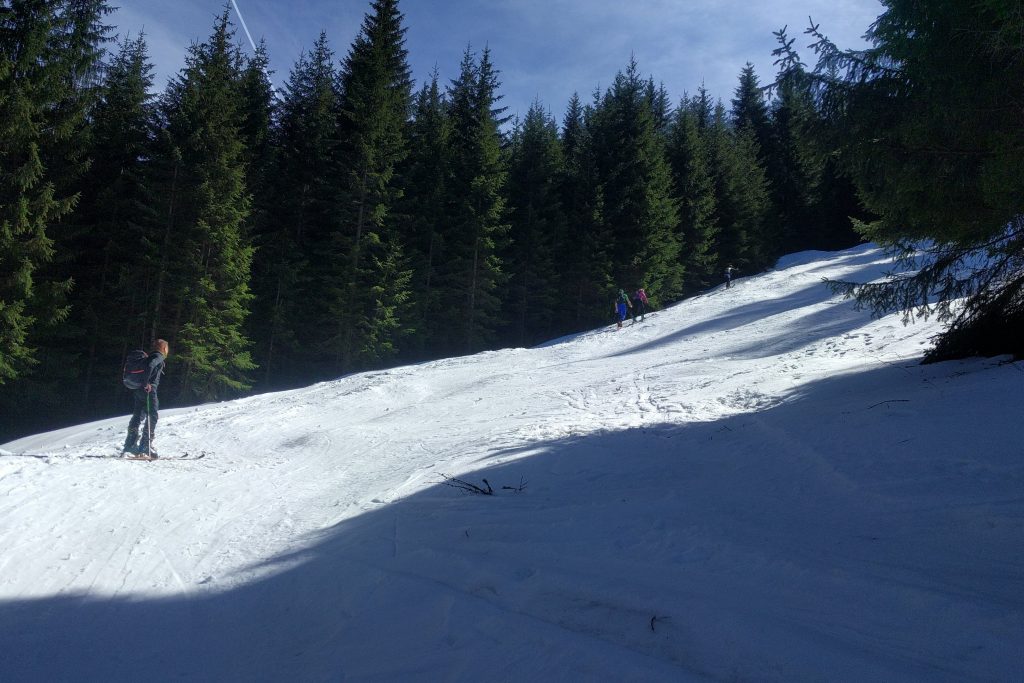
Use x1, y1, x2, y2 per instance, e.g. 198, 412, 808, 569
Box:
2, 0, 1021, 441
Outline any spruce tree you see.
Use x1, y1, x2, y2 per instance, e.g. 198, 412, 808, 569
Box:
441, 46, 510, 354
691, 85, 714, 131
667, 98, 718, 295
395, 69, 451, 359
645, 78, 673, 136
814, 157, 864, 251
0, 0, 108, 386
237, 40, 275, 210
503, 101, 565, 346
728, 64, 778, 263
766, 67, 822, 254
768, 36, 863, 253
236, 40, 278, 389
558, 93, 610, 330
705, 101, 771, 274
730, 63, 772, 158
331, 0, 413, 371
63, 33, 159, 409
778, 3, 1024, 359
590, 58, 682, 305
250, 33, 339, 387
159, 10, 255, 400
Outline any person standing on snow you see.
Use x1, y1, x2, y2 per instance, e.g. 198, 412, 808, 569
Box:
614, 288, 632, 329
725, 264, 737, 289
122, 339, 168, 457
631, 287, 649, 323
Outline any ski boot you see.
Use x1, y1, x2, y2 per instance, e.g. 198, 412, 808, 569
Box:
122, 434, 140, 456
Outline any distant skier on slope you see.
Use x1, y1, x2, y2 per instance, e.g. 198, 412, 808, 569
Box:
724, 264, 737, 289
631, 287, 649, 323
614, 288, 632, 329
122, 339, 168, 457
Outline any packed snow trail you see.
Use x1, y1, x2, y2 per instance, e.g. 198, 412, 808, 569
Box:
2, 245, 1022, 681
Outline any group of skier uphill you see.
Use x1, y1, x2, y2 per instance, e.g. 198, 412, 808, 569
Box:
614, 264, 737, 330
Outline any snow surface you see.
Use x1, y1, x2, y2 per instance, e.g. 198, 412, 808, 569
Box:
1, 245, 1022, 682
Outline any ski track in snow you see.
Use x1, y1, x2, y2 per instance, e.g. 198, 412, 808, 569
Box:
2, 245, 1023, 681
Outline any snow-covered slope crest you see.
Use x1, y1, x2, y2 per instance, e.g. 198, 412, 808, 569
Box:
2, 244, 1022, 681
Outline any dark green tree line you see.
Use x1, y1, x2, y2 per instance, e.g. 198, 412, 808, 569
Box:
3, 0, 887, 440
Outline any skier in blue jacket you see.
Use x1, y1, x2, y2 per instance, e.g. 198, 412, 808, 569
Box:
614, 289, 632, 329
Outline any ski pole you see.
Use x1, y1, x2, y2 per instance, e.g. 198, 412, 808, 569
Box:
146, 391, 152, 458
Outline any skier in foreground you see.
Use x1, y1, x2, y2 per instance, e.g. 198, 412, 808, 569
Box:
122, 339, 168, 458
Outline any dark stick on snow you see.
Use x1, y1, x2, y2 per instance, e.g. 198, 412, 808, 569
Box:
867, 399, 910, 410
502, 476, 528, 492
440, 474, 494, 495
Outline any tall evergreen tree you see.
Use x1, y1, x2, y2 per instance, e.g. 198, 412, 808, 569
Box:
395, 69, 451, 359
63, 33, 159, 410
0, 0, 108, 386
730, 63, 772, 157
766, 67, 822, 254
558, 93, 610, 330
691, 84, 714, 131
705, 101, 771, 273
503, 101, 565, 346
768, 35, 863, 254
728, 64, 780, 263
667, 98, 718, 294
814, 156, 865, 251
331, 0, 414, 371
250, 33, 340, 387
645, 78, 673, 135
441, 46, 510, 354
237, 40, 275, 209
778, 2, 1024, 359
159, 10, 255, 400
590, 57, 682, 304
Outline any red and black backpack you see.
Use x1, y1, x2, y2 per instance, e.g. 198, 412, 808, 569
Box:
122, 350, 149, 389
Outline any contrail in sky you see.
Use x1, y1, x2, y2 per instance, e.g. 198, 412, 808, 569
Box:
229, 0, 258, 53
229, 0, 280, 99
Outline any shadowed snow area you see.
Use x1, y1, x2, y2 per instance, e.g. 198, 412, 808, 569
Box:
2, 245, 1022, 681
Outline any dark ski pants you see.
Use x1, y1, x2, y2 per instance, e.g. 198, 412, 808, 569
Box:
125, 388, 159, 448
632, 300, 646, 321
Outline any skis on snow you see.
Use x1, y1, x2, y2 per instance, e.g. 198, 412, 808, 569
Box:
0, 450, 207, 461
121, 451, 207, 461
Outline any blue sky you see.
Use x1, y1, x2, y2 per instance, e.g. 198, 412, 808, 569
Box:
112, 0, 882, 122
